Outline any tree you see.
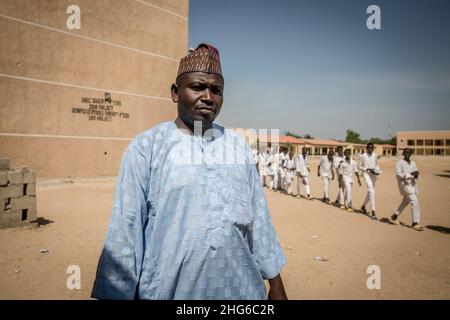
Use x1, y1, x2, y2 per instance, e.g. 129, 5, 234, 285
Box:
345, 129, 362, 143
285, 131, 314, 139
285, 131, 302, 139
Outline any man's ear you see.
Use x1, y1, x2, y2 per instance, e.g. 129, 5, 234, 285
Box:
171, 83, 179, 102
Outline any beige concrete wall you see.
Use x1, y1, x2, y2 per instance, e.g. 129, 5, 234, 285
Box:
0, 0, 188, 177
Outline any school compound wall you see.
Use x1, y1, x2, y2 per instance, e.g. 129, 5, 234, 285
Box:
0, 0, 188, 177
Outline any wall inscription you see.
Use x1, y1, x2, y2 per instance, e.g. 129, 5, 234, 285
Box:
72, 93, 130, 122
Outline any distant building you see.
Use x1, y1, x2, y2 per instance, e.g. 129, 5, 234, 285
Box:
397, 131, 450, 156
231, 129, 394, 157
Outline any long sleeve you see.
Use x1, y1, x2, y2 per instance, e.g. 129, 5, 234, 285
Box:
359, 154, 367, 172
91, 141, 150, 299
249, 162, 286, 280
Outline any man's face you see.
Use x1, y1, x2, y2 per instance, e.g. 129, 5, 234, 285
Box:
328, 150, 334, 159
403, 149, 412, 160
344, 150, 351, 159
171, 72, 224, 128
302, 149, 307, 156
367, 144, 374, 154
337, 147, 343, 156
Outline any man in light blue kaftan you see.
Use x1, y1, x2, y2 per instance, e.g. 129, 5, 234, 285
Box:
91, 43, 286, 300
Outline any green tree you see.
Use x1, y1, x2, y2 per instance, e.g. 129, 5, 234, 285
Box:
345, 129, 362, 143
285, 131, 302, 139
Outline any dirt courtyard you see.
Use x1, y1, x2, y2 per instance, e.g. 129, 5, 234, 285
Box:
0, 157, 449, 299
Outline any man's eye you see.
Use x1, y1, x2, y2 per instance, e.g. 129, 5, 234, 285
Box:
191, 85, 203, 91
211, 87, 223, 95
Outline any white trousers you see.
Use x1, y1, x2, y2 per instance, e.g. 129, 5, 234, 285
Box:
296, 175, 310, 196
272, 169, 280, 190
284, 171, 294, 194
362, 172, 377, 211
335, 174, 344, 204
341, 180, 353, 207
278, 169, 285, 190
259, 172, 265, 186
395, 193, 421, 224
321, 175, 331, 199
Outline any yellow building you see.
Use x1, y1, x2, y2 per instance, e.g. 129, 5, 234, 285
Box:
397, 131, 450, 156
0, 0, 188, 177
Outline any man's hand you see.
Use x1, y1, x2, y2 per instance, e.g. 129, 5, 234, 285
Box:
268, 274, 288, 300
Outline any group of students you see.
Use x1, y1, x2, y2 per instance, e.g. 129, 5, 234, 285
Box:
254, 146, 312, 199
254, 143, 424, 231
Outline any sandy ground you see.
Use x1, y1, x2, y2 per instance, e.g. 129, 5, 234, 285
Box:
0, 157, 449, 300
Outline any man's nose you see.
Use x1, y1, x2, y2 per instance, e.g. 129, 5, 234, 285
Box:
201, 88, 214, 104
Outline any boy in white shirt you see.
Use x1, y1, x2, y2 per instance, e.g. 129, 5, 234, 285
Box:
359, 142, 381, 220
317, 149, 335, 204
338, 149, 361, 212
283, 151, 296, 195
295, 147, 311, 199
333, 146, 345, 206
389, 148, 423, 231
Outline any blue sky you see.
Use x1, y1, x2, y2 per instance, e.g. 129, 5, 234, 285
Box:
188, 0, 450, 140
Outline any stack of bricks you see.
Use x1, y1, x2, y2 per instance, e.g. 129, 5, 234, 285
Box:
0, 157, 37, 228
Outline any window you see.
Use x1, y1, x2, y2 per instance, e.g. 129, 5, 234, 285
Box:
446, 140, 450, 146
446, 148, 450, 156
416, 139, 424, 146
425, 140, 433, 146
407, 140, 415, 146
425, 149, 433, 155
416, 149, 424, 155
435, 149, 444, 156
435, 139, 443, 146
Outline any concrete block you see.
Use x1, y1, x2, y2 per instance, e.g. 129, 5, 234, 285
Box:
0, 210, 24, 228
0, 157, 10, 170
26, 208, 38, 222
0, 198, 5, 213
7, 169, 23, 184
0, 171, 8, 186
0, 184, 24, 199
11, 196, 36, 210
26, 183, 36, 196
23, 171, 36, 184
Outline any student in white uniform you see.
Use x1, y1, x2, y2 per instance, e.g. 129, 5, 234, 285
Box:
252, 148, 259, 167
317, 149, 335, 204
333, 146, 345, 206
359, 142, 381, 220
389, 148, 423, 231
270, 148, 281, 191
283, 150, 296, 195
338, 149, 361, 212
258, 149, 267, 186
278, 148, 288, 191
266, 149, 275, 190
295, 147, 311, 199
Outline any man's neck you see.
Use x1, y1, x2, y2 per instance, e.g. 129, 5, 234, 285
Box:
175, 117, 213, 136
